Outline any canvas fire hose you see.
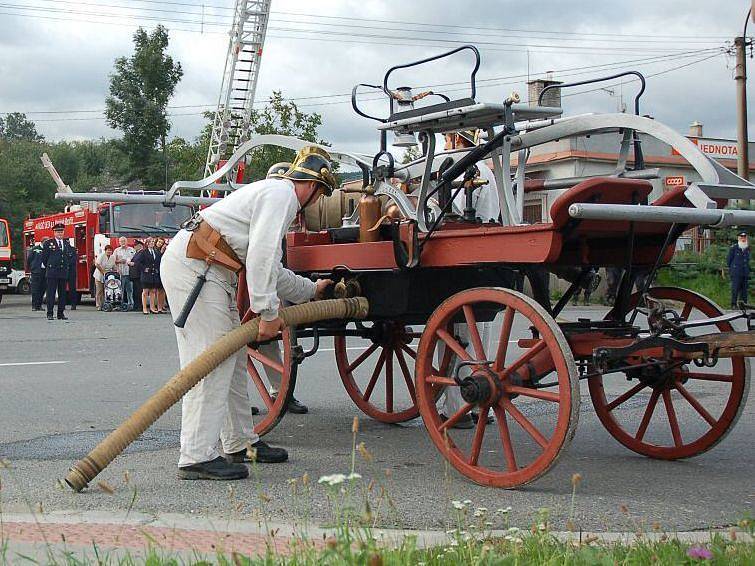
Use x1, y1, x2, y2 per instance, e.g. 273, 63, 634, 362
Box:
65, 297, 369, 492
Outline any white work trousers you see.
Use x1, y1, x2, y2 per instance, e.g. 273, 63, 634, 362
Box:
161, 230, 258, 467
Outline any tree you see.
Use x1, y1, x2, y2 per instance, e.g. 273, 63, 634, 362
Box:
239, 91, 327, 182
0, 112, 44, 142
401, 146, 421, 164
105, 25, 182, 188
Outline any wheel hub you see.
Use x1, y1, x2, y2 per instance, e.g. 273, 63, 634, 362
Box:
459, 369, 502, 405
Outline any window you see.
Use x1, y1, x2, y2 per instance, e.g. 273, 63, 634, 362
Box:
0, 221, 9, 247
111, 204, 194, 236
523, 201, 544, 224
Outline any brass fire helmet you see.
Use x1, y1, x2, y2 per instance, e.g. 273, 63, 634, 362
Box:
280, 146, 338, 196
266, 162, 292, 179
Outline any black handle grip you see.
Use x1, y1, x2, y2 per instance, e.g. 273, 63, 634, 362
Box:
382, 45, 481, 114
351, 83, 387, 123
174, 273, 207, 328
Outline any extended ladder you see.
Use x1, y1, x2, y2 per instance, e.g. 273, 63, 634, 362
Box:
204, 0, 272, 180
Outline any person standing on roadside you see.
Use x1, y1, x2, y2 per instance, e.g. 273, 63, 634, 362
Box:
27, 240, 46, 311
137, 237, 160, 314
114, 236, 136, 311
728, 232, 751, 308
129, 240, 144, 311
154, 237, 168, 313
41, 223, 75, 320
93, 245, 117, 310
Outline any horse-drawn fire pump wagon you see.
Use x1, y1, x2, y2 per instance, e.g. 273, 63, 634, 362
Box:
59, 46, 755, 488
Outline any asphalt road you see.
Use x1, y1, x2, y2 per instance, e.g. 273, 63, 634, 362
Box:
0, 293, 752, 532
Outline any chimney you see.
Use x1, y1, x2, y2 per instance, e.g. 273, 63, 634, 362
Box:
689, 121, 703, 137
528, 75, 563, 108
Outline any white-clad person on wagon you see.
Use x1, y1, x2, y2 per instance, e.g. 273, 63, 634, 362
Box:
438, 129, 500, 428
161, 146, 336, 481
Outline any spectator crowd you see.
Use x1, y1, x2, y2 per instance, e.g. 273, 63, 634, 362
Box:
26, 227, 170, 318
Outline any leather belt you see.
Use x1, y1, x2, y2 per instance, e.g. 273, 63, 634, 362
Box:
184, 215, 243, 273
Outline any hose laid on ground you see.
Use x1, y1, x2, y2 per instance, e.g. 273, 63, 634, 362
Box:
65, 297, 369, 492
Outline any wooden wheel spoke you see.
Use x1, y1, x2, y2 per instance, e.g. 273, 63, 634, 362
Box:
462, 305, 486, 361
346, 343, 379, 374
395, 347, 417, 405
501, 398, 549, 449
362, 350, 387, 403
606, 382, 647, 412
248, 348, 284, 374
494, 307, 515, 372
400, 344, 417, 360
506, 385, 560, 403
386, 348, 394, 413
661, 390, 683, 448
247, 358, 274, 409
680, 302, 693, 321
426, 375, 457, 386
468, 408, 489, 466
436, 328, 472, 362
635, 389, 661, 441
675, 382, 717, 426
439, 403, 474, 432
492, 405, 518, 472
684, 372, 734, 383
503, 340, 547, 379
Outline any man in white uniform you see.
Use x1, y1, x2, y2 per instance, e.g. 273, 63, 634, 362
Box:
161, 146, 337, 480
439, 130, 500, 428
248, 162, 310, 416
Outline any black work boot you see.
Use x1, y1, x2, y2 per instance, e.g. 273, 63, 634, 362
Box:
287, 396, 309, 414
270, 393, 309, 414
178, 456, 249, 480
226, 441, 288, 464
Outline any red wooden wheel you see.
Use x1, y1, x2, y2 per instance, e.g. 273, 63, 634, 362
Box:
590, 287, 749, 459
415, 287, 579, 488
246, 328, 298, 437
237, 273, 297, 438
335, 321, 422, 423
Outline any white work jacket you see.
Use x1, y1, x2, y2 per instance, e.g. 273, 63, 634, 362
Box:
199, 178, 316, 320
452, 162, 500, 222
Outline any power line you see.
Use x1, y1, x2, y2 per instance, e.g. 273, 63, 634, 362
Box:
2, 8, 725, 59
0, 4, 716, 53
20, 50, 722, 122
2, 48, 721, 117
9, 0, 732, 46
560, 51, 724, 100
88, 0, 738, 40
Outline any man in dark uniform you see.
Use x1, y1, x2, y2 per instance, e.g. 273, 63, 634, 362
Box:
727, 232, 750, 308
27, 240, 46, 311
41, 223, 75, 320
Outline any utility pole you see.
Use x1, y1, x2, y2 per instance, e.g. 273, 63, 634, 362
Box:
734, 36, 750, 181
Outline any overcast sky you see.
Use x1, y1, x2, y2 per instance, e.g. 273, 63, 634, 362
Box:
0, 0, 753, 157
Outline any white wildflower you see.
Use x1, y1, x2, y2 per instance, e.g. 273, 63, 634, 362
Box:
346, 472, 362, 481
318, 474, 347, 486
496, 506, 512, 515
451, 500, 465, 510
463, 499, 472, 505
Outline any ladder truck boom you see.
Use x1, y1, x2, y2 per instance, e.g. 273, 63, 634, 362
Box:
204, 0, 272, 182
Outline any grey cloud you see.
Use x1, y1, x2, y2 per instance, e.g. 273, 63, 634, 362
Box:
0, 0, 752, 155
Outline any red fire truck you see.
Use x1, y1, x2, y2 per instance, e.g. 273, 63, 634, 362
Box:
23, 198, 194, 298
0, 218, 12, 304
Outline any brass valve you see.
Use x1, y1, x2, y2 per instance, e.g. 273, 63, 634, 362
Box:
333, 277, 362, 299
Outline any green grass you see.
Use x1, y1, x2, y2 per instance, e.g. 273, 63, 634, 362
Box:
2, 527, 753, 565
656, 267, 732, 308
